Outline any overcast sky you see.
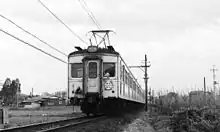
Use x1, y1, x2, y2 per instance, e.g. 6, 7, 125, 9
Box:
0, 0, 220, 95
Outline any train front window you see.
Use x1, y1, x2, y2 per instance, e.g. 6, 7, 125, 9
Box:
103, 63, 115, 77
71, 63, 83, 78
89, 62, 97, 78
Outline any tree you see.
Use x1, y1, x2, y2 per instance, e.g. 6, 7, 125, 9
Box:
61, 91, 67, 98
0, 78, 21, 106
10, 79, 21, 104
15, 78, 21, 93
1, 78, 12, 105
54, 91, 67, 98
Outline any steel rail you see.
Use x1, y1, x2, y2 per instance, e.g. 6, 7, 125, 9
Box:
1, 115, 105, 132
38, 115, 106, 132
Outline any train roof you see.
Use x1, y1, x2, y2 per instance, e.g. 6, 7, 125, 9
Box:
68, 46, 119, 57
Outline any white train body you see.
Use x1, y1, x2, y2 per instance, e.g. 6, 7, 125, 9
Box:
68, 45, 145, 114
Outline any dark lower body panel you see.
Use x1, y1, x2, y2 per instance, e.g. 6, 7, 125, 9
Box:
77, 93, 145, 115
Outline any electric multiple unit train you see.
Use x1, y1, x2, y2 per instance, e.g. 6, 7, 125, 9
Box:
68, 30, 145, 115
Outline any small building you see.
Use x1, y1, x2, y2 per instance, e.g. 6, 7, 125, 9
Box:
41, 96, 66, 106
20, 96, 66, 108
21, 102, 41, 109
19, 96, 44, 108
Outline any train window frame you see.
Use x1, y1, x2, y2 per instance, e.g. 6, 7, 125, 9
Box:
128, 75, 130, 87
103, 62, 116, 77
129, 76, 132, 88
89, 62, 98, 78
133, 81, 135, 90
122, 65, 125, 81
123, 65, 125, 95
71, 63, 83, 78
120, 62, 123, 94
125, 71, 128, 84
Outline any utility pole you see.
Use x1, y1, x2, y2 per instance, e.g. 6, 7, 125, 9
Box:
152, 89, 155, 104
210, 65, 218, 102
16, 87, 18, 108
129, 54, 150, 111
32, 88, 34, 97
149, 87, 151, 104
144, 54, 149, 111
204, 77, 206, 106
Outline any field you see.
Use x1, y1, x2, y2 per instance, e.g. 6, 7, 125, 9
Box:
5, 106, 83, 128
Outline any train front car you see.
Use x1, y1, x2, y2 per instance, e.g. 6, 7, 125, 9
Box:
68, 30, 145, 115
68, 45, 119, 115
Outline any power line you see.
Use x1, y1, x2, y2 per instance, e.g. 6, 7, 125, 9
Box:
0, 29, 68, 64
38, 0, 88, 45
80, 0, 102, 29
78, 0, 101, 29
0, 14, 68, 57
81, 0, 101, 28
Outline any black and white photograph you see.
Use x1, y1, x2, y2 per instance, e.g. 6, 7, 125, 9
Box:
0, 0, 220, 131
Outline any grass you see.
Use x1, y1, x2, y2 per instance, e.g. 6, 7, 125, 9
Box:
4, 106, 84, 128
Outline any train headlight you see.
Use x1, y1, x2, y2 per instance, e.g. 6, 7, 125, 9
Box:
104, 80, 113, 90
87, 46, 98, 52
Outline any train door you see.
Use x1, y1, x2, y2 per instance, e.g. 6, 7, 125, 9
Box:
84, 60, 101, 93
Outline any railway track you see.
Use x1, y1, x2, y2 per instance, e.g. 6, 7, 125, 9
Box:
1, 115, 106, 132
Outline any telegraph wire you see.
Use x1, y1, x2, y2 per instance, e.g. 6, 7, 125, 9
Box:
38, 0, 88, 45
0, 29, 68, 64
78, 0, 101, 29
0, 14, 68, 57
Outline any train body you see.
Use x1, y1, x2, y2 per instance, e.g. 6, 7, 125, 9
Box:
68, 30, 145, 114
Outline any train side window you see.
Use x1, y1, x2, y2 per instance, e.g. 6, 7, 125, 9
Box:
71, 63, 83, 78
103, 63, 115, 77
89, 62, 97, 78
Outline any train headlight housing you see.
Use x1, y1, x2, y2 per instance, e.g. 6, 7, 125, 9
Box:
104, 80, 113, 90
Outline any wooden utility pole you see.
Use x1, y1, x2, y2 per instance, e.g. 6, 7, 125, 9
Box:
129, 54, 150, 111
204, 77, 206, 106
16, 88, 18, 108
32, 88, 34, 97
144, 54, 148, 111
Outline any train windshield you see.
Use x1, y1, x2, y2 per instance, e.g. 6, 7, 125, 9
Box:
103, 63, 115, 77
89, 62, 97, 78
71, 63, 83, 78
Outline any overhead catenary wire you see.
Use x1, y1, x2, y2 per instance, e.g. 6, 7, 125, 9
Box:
38, 0, 88, 45
0, 29, 68, 64
81, 0, 101, 29
0, 14, 68, 57
78, 0, 101, 29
